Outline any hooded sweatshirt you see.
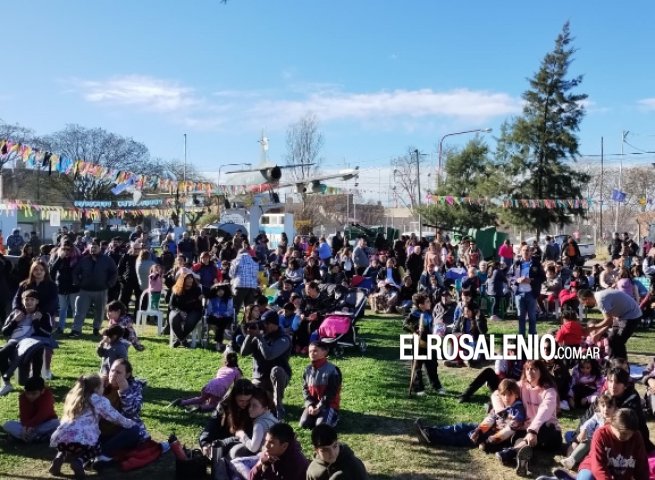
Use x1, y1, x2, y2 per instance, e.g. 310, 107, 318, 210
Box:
306, 443, 369, 480
249, 438, 308, 480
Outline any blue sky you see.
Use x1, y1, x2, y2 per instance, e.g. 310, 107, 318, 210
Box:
1, 1, 655, 200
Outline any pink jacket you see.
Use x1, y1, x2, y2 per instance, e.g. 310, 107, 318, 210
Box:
498, 244, 514, 260
492, 381, 560, 433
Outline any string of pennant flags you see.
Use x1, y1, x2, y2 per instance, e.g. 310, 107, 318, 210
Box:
0, 200, 206, 221
425, 194, 590, 209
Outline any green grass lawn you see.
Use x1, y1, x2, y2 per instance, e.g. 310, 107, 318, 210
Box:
0, 312, 653, 480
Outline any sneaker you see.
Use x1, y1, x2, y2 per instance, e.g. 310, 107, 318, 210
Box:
134, 344, 145, 352
496, 447, 517, 465
552, 468, 577, 480
92, 456, 114, 472
167, 398, 183, 408
458, 394, 471, 403
215, 343, 226, 352
415, 390, 427, 397
160, 441, 170, 454
515, 445, 533, 477
67, 330, 82, 338
0, 383, 14, 396
468, 428, 481, 444
559, 400, 570, 411
436, 388, 447, 395
558, 456, 576, 470
49, 453, 65, 476
414, 418, 431, 445
43, 370, 53, 381
276, 407, 286, 420
490, 315, 501, 321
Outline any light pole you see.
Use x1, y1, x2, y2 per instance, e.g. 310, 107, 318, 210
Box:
614, 130, 629, 233
437, 128, 492, 189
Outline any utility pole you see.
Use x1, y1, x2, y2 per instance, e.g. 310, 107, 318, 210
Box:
615, 130, 629, 233
600, 137, 603, 241
182, 133, 187, 230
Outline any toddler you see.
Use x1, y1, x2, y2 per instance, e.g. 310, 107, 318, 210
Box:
148, 264, 163, 310
470, 379, 525, 451
558, 393, 616, 470
106, 300, 144, 351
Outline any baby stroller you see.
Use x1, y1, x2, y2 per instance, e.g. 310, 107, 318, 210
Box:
316, 286, 368, 357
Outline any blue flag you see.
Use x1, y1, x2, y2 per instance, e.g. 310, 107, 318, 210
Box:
611, 189, 627, 203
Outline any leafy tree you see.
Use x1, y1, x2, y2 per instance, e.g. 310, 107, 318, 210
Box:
495, 22, 589, 238
420, 137, 498, 230
0, 119, 35, 200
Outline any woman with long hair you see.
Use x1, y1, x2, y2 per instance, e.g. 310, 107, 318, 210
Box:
168, 273, 203, 347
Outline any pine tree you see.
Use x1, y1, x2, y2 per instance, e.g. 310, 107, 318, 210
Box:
495, 22, 589, 237
421, 137, 497, 230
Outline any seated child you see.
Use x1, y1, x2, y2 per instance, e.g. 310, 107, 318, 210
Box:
469, 379, 526, 451
2, 376, 59, 442
106, 300, 144, 352
229, 387, 278, 459
169, 352, 242, 412
300, 341, 342, 429
232, 304, 261, 351
307, 424, 368, 480
273, 280, 295, 309
49, 374, 135, 479
279, 302, 301, 336
205, 283, 235, 352
96, 325, 129, 377
555, 309, 586, 347
567, 358, 603, 409
558, 392, 616, 470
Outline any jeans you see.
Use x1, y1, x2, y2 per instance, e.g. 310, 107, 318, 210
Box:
577, 470, 593, 480
462, 367, 499, 399
58, 293, 78, 330
100, 424, 141, 457
515, 292, 537, 335
424, 422, 477, 447
299, 407, 339, 429
254, 366, 289, 413
73, 289, 108, 332
171, 309, 202, 342
3, 418, 59, 442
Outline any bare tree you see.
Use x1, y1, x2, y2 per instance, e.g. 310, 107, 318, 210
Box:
38, 124, 151, 203
391, 147, 428, 214
285, 112, 324, 182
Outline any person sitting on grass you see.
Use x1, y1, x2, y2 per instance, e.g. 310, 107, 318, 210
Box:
2, 376, 59, 443
168, 351, 242, 412
248, 423, 308, 480
96, 325, 129, 377
469, 379, 526, 452
306, 423, 369, 480
403, 293, 445, 396
278, 302, 301, 337
300, 341, 342, 429
494, 360, 561, 477
554, 308, 586, 350
106, 300, 144, 352
49, 374, 135, 480
567, 358, 604, 410
539, 408, 649, 480
556, 392, 616, 471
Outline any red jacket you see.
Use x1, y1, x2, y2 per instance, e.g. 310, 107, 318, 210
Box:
578, 424, 649, 480
555, 320, 586, 346
19, 388, 57, 428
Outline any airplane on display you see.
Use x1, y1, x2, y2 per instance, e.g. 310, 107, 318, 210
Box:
222, 133, 359, 194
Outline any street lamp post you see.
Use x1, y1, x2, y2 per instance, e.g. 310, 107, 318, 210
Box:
437, 128, 492, 189
217, 163, 253, 188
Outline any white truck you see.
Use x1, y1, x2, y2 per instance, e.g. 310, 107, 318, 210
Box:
517, 234, 596, 261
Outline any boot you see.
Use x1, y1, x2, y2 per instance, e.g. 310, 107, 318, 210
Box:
49, 452, 65, 476
495, 447, 517, 465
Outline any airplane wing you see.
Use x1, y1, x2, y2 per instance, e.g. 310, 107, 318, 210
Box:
224, 163, 314, 174
275, 167, 360, 191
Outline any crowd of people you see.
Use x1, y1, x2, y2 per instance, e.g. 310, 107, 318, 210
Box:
408, 231, 655, 479
0, 225, 373, 479
1, 223, 655, 479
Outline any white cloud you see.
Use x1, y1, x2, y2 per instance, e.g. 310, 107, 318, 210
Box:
638, 98, 655, 110
73, 75, 201, 113
70, 75, 520, 131
246, 88, 521, 127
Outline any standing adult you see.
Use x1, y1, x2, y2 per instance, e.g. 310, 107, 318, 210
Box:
330, 232, 343, 257
177, 232, 195, 263
28, 231, 42, 254
577, 289, 642, 360
498, 239, 515, 269
230, 248, 260, 318
0, 252, 14, 320
6, 228, 25, 256
117, 242, 143, 317
542, 236, 560, 263
241, 310, 292, 419
71, 242, 118, 337
609, 232, 623, 261
510, 244, 545, 335
562, 236, 582, 267
15, 244, 35, 284
352, 238, 370, 276
49, 242, 80, 334
168, 273, 203, 347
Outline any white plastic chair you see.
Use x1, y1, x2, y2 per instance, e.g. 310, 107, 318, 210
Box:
135, 289, 164, 335
168, 310, 205, 348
